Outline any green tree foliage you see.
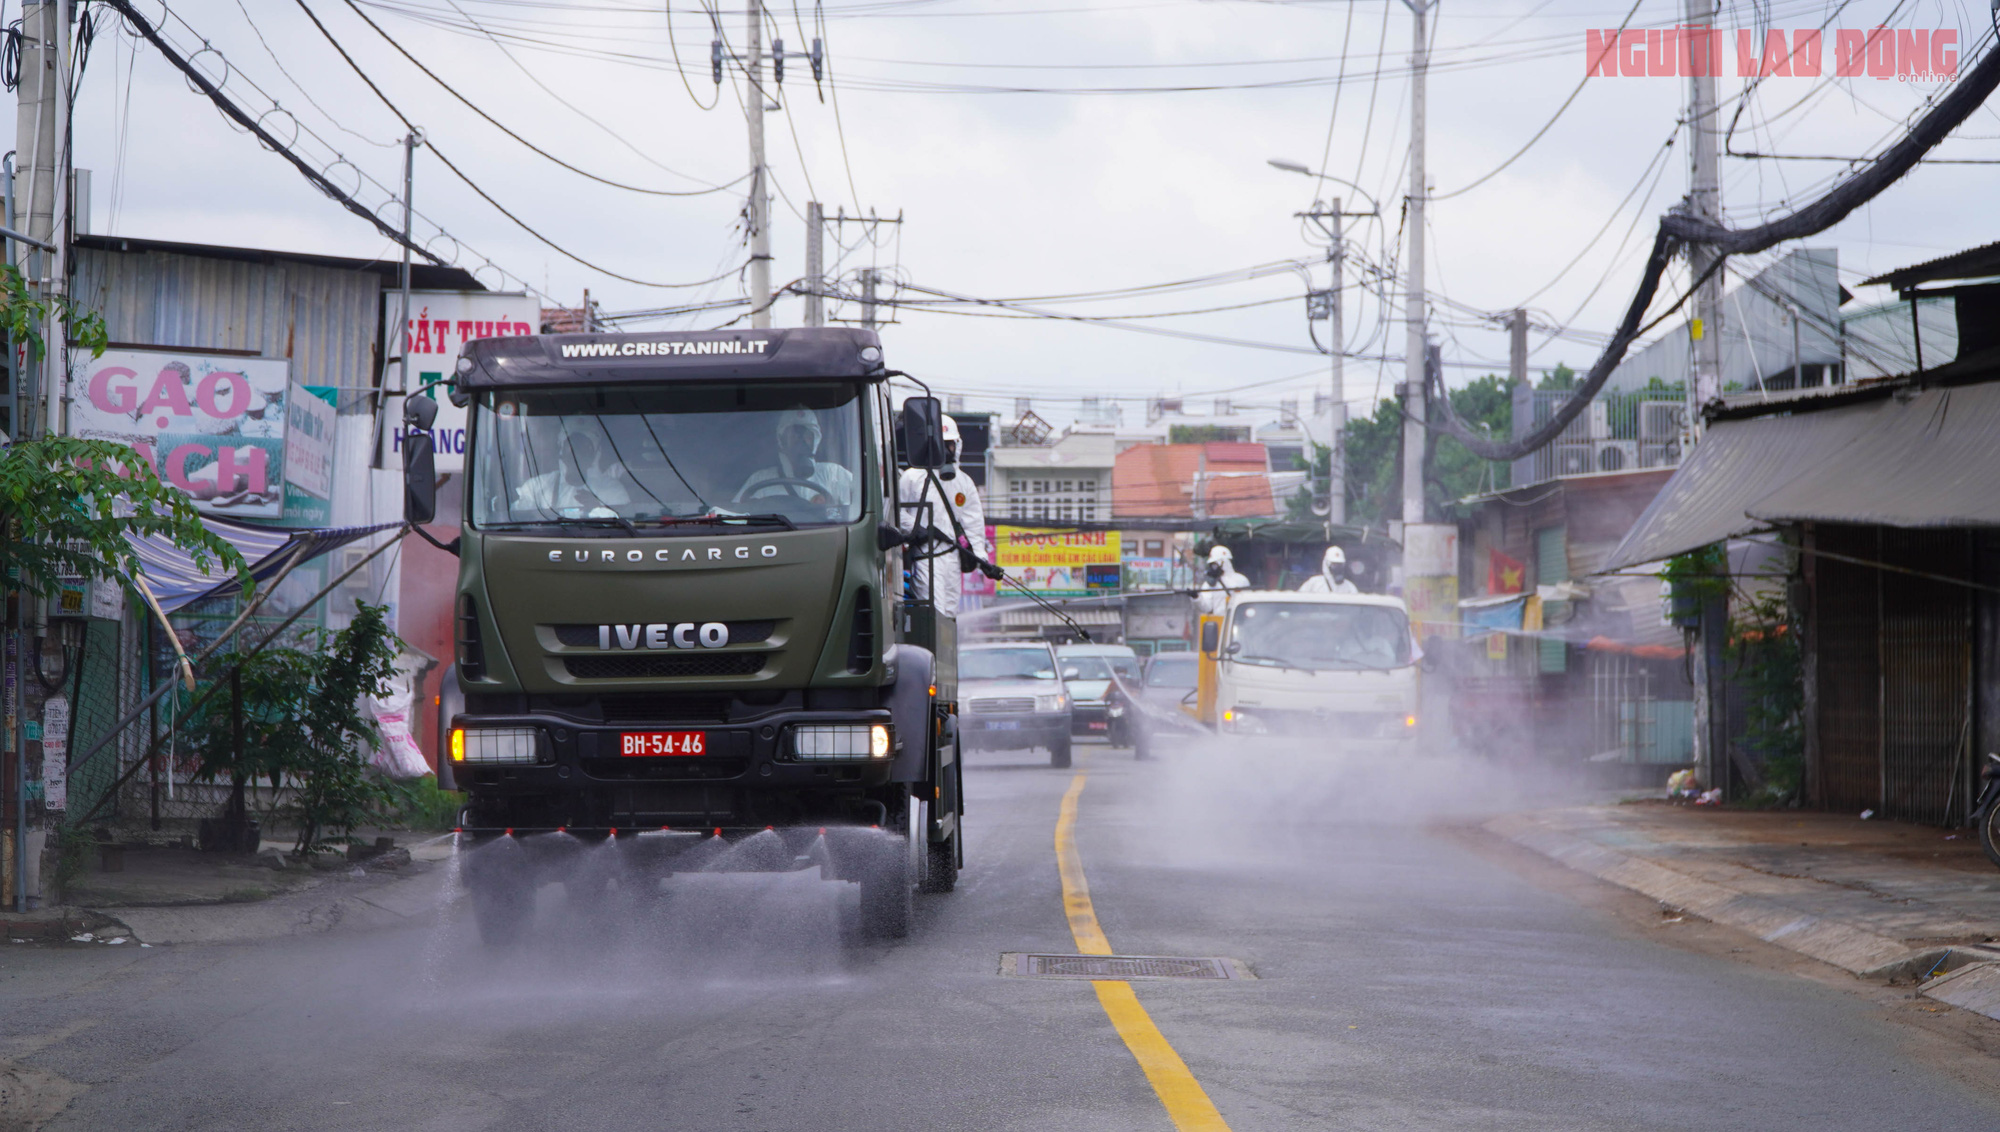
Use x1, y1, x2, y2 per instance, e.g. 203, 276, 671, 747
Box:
0, 436, 249, 598
0, 262, 247, 598
182, 605, 402, 855
281, 603, 402, 855
1304, 374, 1518, 526
1537, 362, 1578, 391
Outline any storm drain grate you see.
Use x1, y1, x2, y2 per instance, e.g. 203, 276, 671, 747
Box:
1002, 953, 1251, 980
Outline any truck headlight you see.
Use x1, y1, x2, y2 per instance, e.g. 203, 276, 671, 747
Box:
453, 727, 541, 765
1035, 694, 1067, 713
792, 724, 893, 760
1222, 708, 1266, 735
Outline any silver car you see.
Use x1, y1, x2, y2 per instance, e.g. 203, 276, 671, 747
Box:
959, 642, 1074, 767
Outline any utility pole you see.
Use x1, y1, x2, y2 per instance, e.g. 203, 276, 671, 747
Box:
745, 1, 772, 329
859, 267, 879, 330
13, 0, 68, 439
1325, 202, 1347, 526
9, 0, 67, 914
804, 202, 824, 328
1400, 0, 1429, 531
1687, 0, 1722, 422
372, 129, 423, 471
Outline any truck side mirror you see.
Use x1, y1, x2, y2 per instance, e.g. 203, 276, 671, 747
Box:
403, 394, 439, 525
1200, 622, 1220, 655
1224, 641, 1241, 656
901, 396, 948, 469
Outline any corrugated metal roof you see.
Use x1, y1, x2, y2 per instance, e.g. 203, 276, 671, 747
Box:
1605, 377, 2000, 571
76, 234, 483, 291
1863, 239, 2000, 290
1600, 401, 1884, 571
73, 244, 382, 392
1747, 381, 2000, 528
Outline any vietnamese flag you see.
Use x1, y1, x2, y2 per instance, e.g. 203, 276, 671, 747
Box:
1489, 549, 1526, 595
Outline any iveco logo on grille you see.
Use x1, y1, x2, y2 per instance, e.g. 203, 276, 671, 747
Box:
600, 623, 731, 650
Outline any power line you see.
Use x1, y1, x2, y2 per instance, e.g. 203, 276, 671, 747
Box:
106, 0, 444, 265
331, 0, 740, 194
293, 0, 743, 288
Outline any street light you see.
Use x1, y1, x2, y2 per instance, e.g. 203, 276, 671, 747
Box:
1266, 158, 1380, 217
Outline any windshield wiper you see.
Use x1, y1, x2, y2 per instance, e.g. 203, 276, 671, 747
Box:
562, 515, 640, 536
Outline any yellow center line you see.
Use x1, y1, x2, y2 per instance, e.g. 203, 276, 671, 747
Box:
1055, 765, 1232, 1132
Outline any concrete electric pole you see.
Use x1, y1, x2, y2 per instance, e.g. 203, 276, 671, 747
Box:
1687, 0, 1723, 422
804, 202, 824, 327
1400, 0, 1429, 530
13, 0, 69, 439
745, 1, 772, 329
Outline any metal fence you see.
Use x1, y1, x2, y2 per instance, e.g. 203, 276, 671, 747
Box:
1510, 387, 1687, 489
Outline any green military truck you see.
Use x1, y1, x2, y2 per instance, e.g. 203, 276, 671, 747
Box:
400, 328, 963, 943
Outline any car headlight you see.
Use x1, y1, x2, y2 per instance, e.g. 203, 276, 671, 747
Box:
1035, 694, 1067, 712
792, 723, 893, 760
452, 726, 541, 765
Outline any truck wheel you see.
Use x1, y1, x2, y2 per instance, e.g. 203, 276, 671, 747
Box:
470, 877, 535, 946
1050, 736, 1073, 769
859, 833, 914, 938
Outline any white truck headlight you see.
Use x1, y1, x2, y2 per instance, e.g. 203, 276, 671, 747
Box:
792, 724, 893, 760
451, 727, 541, 765
1035, 694, 1067, 713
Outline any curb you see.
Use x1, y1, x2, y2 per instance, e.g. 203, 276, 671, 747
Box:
39, 863, 455, 947
1484, 811, 2000, 1024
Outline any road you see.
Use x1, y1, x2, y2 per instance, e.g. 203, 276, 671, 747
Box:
4, 740, 1999, 1131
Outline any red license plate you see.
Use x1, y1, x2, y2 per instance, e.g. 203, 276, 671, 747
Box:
620, 731, 707, 757
1088, 722, 1108, 730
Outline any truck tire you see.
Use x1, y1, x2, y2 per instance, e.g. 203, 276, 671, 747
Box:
860, 841, 913, 939
921, 763, 961, 894
1050, 736, 1073, 769
471, 877, 535, 946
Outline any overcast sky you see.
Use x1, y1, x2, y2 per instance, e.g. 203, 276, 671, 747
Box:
69, 0, 2000, 428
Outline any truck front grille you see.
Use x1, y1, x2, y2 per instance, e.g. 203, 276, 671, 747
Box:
564, 654, 767, 680
553, 621, 776, 648
969, 697, 1036, 714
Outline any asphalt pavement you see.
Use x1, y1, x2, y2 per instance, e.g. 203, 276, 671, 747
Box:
3, 739, 1998, 1131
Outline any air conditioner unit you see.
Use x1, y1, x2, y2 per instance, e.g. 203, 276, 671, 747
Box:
1586, 400, 1611, 441
1594, 440, 1639, 473
1639, 440, 1681, 468
1554, 443, 1594, 477
1638, 401, 1686, 443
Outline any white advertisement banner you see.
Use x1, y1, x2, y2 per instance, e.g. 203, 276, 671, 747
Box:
381, 291, 538, 474
73, 349, 294, 519
283, 382, 337, 501
40, 696, 67, 811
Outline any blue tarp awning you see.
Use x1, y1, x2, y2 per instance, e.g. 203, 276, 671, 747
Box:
131, 516, 403, 612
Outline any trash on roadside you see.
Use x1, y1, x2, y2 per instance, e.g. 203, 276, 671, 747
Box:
1860, 809, 1875, 820
69, 932, 94, 943
105, 937, 126, 946
1666, 769, 1699, 800
1944, 834, 1958, 840
1695, 788, 1723, 806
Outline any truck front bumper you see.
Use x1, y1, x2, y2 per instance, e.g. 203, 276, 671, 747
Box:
449, 707, 900, 829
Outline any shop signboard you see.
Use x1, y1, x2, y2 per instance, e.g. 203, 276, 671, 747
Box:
993, 527, 1121, 597
72, 348, 293, 520
380, 291, 539, 473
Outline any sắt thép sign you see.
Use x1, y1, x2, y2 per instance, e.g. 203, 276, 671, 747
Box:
381, 291, 538, 474
72, 348, 292, 519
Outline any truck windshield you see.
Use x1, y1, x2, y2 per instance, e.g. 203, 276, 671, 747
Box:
470, 382, 864, 531
1230, 602, 1413, 671
962, 649, 1057, 681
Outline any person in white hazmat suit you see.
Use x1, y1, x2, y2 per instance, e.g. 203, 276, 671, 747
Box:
1196, 544, 1249, 614
1298, 545, 1359, 594
737, 406, 859, 510
898, 414, 992, 616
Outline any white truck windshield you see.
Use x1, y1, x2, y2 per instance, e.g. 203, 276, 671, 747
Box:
470, 382, 864, 530
1230, 602, 1413, 671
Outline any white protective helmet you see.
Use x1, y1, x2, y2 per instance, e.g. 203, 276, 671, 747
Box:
777, 406, 822, 449
940, 413, 961, 466
1207, 545, 1234, 566
1323, 545, 1347, 569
